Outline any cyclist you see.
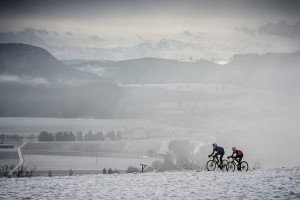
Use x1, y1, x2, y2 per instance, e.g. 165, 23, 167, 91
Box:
228, 147, 243, 170
208, 143, 225, 168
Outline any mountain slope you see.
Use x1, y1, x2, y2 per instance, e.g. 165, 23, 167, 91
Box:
0, 43, 106, 82
0, 43, 123, 118
73, 57, 223, 84
72, 51, 300, 90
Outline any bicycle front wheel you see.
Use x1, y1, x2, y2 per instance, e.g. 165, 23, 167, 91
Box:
221, 160, 228, 171
227, 162, 235, 172
240, 161, 248, 172
206, 160, 216, 171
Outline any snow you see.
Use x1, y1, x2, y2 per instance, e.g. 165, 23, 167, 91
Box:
1, 169, 299, 199
119, 83, 247, 93
23, 154, 161, 171
215, 60, 230, 65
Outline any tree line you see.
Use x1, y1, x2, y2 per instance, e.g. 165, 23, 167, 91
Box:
0, 134, 23, 143
38, 130, 122, 142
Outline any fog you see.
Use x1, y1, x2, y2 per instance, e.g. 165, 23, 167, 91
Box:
0, 1, 299, 171
1, 48, 299, 168
110, 55, 300, 168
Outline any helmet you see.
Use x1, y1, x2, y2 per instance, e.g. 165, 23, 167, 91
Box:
232, 147, 237, 151
212, 143, 217, 147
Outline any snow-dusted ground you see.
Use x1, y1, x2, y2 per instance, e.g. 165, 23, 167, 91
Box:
23, 154, 161, 171
1, 169, 299, 199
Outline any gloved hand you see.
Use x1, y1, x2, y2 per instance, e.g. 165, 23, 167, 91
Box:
208, 155, 210, 158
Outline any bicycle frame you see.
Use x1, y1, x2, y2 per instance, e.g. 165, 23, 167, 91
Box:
228, 157, 238, 164
207, 156, 227, 171
229, 157, 243, 164
212, 155, 227, 167
212, 156, 218, 163
227, 157, 248, 171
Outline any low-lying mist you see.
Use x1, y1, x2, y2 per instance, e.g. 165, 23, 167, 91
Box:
0, 44, 299, 168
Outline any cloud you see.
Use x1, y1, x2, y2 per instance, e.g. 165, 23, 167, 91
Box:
136, 39, 153, 49
182, 30, 202, 39
0, 75, 49, 86
0, 74, 92, 87
52, 31, 59, 36
75, 65, 106, 77
158, 39, 186, 50
36, 29, 49, 35
0, 25, 297, 62
136, 35, 145, 42
157, 39, 205, 51
0, 27, 48, 46
64, 31, 73, 36
90, 35, 104, 42
258, 21, 300, 38
235, 26, 255, 35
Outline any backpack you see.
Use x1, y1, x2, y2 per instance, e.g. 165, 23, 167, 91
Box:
237, 150, 243, 155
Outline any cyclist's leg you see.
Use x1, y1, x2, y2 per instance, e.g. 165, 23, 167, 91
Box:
220, 152, 224, 166
233, 155, 239, 169
215, 153, 220, 164
216, 155, 219, 163
235, 155, 242, 170
238, 155, 243, 167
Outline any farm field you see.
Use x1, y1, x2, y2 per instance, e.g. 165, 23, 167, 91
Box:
0, 117, 179, 136
20, 140, 165, 172
0, 149, 18, 166
23, 154, 161, 171
22, 140, 165, 155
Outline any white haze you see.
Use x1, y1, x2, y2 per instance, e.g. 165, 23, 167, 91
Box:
0, 0, 299, 170
0, 74, 49, 86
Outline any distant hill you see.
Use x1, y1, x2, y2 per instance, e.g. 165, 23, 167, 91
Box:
0, 43, 123, 118
0, 43, 107, 82
228, 51, 300, 90
1, 43, 299, 118
72, 51, 300, 90
72, 57, 222, 84
62, 59, 110, 65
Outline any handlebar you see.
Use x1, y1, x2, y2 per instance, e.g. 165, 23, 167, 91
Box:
228, 157, 236, 161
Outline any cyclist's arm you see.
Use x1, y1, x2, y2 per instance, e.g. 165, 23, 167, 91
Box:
208, 149, 216, 157
233, 154, 238, 158
228, 152, 234, 158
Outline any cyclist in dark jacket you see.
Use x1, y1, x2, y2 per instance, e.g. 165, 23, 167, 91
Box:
208, 143, 225, 167
228, 147, 243, 170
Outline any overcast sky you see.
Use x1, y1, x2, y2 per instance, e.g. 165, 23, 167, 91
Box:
0, 0, 299, 61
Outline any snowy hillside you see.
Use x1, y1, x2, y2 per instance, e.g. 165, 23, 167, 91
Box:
1, 169, 299, 199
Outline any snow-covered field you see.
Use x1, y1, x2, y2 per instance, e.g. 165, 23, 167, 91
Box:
0, 117, 180, 136
23, 154, 161, 171
1, 169, 299, 199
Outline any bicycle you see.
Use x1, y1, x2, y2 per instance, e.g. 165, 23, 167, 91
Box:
206, 155, 228, 171
226, 157, 248, 172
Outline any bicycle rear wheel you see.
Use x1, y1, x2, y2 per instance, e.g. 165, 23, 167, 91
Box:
240, 161, 248, 172
227, 162, 235, 172
206, 160, 216, 171
221, 160, 228, 171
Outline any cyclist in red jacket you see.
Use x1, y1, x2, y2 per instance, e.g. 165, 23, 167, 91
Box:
228, 147, 243, 170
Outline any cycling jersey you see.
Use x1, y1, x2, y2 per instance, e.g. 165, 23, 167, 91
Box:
230, 149, 243, 157
237, 150, 243, 156
209, 146, 224, 156
228, 150, 244, 168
